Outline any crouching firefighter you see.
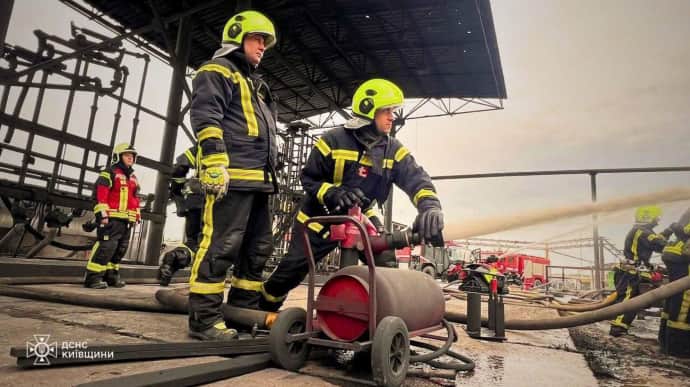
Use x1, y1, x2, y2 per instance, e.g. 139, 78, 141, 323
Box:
188, 10, 279, 341
84, 143, 141, 289
609, 205, 672, 336
659, 207, 690, 357
158, 146, 204, 286
260, 78, 445, 312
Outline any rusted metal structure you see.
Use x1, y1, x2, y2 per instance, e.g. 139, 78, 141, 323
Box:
0, 0, 506, 265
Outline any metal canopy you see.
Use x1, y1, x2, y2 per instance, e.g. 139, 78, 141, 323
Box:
72, 0, 507, 123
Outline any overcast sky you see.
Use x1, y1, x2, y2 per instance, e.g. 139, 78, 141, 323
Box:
2, 0, 689, 267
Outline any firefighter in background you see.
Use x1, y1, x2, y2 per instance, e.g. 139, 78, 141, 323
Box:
260, 78, 445, 312
84, 143, 141, 289
609, 205, 672, 336
188, 10, 279, 341
659, 208, 690, 357
158, 146, 203, 286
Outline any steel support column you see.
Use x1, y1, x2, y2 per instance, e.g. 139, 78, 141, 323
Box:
590, 173, 602, 290
0, 0, 13, 57
144, 17, 193, 265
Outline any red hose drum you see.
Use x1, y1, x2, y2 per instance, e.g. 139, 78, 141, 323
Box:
315, 266, 445, 342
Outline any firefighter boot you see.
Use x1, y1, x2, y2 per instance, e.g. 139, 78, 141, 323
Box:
84, 272, 107, 289
189, 321, 238, 341
104, 270, 126, 288
609, 325, 628, 337
158, 263, 174, 286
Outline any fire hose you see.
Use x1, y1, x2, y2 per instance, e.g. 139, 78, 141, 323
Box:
445, 274, 690, 330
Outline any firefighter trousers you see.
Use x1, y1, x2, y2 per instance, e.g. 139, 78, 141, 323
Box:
160, 208, 201, 274
660, 255, 690, 357
84, 219, 131, 285
260, 219, 397, 312
610, 268, 641, 332
188, 191, 273, 332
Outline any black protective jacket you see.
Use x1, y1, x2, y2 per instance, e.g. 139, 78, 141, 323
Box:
299, 124, 440, 227
623, 223, 670, 266
191, 50, 278, 193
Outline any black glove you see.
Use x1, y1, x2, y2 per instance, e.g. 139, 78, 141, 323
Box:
369, 215, 385, 233
324, 187, 366, 213
414, 208, 444, 247
661, 223, 675, 239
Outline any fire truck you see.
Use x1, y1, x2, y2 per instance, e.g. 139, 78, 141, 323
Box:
406, 244, 550, 290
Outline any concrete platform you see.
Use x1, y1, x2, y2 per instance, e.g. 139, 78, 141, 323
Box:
0, 282, 598, 386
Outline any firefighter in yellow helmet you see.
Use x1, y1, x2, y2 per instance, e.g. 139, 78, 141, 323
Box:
259, 79, 444, 312
610, 205, 672, 336
188, 10, 279, 341
659, 207, 690, 357
84, 143, 141, 289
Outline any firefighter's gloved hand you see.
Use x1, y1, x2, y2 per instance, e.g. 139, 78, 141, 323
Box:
324, 187, 366, 212
414, 208, 444, 247
200, 166, 229, 199
370, 215, 385, 233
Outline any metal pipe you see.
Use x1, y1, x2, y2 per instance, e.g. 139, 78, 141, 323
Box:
432, 166, 690, 181
144, 17, 193, 265
590, 173, 601, 290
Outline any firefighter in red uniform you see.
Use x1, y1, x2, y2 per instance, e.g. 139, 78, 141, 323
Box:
260, 78, 444, 312
83, 143, 141, 289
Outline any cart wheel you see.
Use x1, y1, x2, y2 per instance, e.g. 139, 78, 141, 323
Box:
269, 307, 310, 371
422, 265, 436, 278
371, 316, 409, 387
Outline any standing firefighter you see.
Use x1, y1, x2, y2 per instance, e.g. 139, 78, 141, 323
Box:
158, 146, 203, 286
188, 10, 279, 341
659, 208, 690, 357
84, 143, 141, 289
609, 205, 672, 336
260, 79, 445, 312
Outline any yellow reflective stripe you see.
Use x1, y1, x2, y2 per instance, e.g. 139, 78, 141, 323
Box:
230, 276, 263, 292
201, 153, 230, 168
394, 147, 410, 162
412, 188, 437, 206
228, 168, 272, 181
667, 320, 690, 330
94, 203, 109, 213
297, 211, 324, 233
684, 222, 690, 235
198, 126, 224, 142
332, 149, 359, 161
191, 281, 226, 294
261, 283, 286, 303
234, 75, 259, 136
172, 177, 187, 183
383, 159, 394, 169
196, 63, 232, 78
334, 159, 345, 185
314, 138, 331, 156
661, 311, 669, 320
190, 195, 227, 294
99, 172, 112, 186
184, 149, 196, 167
317, 182, 333, 205
359, 155, 373, 167
86, 242, 106, 272
106, 262, 120, 270
108, 211, 130, 220
631, 229, 643, 262
663, 240, 684, 255
648, 233, 663, 241
364, 207, 379, 218
213, 321, 228, 330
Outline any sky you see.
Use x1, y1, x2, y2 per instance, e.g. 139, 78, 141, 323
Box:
1, 0, 689, 268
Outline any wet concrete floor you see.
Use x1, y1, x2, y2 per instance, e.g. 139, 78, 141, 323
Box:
0, 283, 601, 386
